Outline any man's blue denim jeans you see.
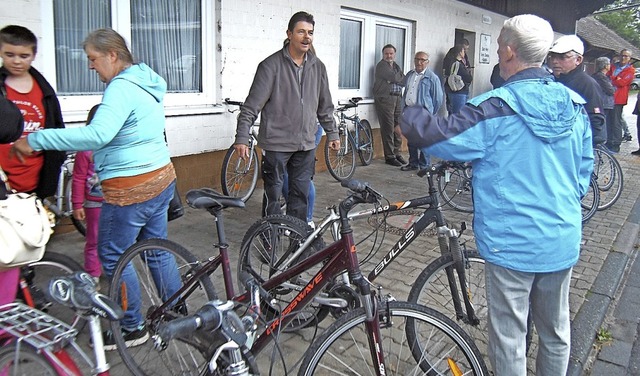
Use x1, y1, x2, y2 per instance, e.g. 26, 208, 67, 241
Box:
98, 180, 182, 330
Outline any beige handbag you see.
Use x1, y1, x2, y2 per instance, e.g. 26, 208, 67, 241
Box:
0, 166, 51, 269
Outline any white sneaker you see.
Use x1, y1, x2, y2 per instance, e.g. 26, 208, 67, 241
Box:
307, 221, 316, 230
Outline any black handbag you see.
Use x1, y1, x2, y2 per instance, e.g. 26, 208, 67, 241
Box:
168, 184, 184, 221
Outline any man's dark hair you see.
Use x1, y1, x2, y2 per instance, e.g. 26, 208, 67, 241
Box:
288, 11, 314, 31
382, 44, 396, 52
0, 25, 38, 53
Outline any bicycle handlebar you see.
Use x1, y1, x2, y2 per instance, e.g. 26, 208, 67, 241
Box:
224, 98, 244, 106
340, 179, 383, 205
416, 160, 468, 178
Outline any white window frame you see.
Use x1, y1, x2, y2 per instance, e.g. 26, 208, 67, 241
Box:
339, 9, 413, 100
40, 0, 217, 122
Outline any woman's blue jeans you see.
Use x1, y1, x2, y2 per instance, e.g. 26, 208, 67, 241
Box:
98, 180, 182, 330
447, 92, 468, 115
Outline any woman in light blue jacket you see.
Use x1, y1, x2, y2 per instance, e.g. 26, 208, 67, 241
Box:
12, 28, 180, 350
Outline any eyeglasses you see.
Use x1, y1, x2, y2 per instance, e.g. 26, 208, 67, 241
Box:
414, 58, 429, 63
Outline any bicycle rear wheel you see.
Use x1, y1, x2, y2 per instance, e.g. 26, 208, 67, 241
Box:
221, 146, 259, 202
325, 128, 356, 182
356, 119, 374, 166
593, 147, 623, 210
238, 214, 328, 331
63, 174, 87, 236
298, 301, 488, 375
582, 175, 600, 223
20, 252, 86, 332
437, 163, 474, 213
108, 238, 217, 376
0, 343, 57, 375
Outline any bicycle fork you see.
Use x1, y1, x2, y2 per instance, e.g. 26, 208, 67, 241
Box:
438, 227, 479, 326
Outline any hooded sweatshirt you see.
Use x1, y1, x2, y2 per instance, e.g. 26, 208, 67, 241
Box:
400, 68, 593, 273
28, 63, 170, 181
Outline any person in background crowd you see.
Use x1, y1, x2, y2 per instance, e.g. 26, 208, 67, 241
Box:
592, 57, 615, 143
373, 43, 406, 167
400, 51, 443, 171
71, 104, 103, 285
490, 62, 506, 88
234, 11, 338, 222
632, 92, 640, 155
442, 44, 473, 115
12, 28, 181, 351
548, 35, 606, 146
401, 14, 592, 374
607, 48, 635, 152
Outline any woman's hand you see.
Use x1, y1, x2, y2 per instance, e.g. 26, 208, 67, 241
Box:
9, 138, 35, 163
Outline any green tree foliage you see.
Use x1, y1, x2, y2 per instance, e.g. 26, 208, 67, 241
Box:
595, 0, 640, 48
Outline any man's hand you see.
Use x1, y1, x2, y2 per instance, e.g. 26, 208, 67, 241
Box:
394, 124, 403, 137
233, 143, 250, 160
328, 139, 341, 151
9, 138, 34, 163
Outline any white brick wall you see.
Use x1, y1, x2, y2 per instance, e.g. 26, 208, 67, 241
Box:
1, 0, 507, 157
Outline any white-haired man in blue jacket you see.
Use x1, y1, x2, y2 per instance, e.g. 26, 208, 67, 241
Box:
401, 14, 593, 375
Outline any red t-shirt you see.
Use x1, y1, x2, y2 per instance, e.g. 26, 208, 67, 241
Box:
0, 78, 45, 193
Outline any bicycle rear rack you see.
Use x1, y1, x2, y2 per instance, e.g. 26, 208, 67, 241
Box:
0, 302, 77, 352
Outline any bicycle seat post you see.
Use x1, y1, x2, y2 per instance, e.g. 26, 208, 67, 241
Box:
210, 208, 236, 299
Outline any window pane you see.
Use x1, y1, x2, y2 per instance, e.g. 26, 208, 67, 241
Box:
53, 0, 111, 95
339, 19, 361, 89
131, 0, 202, 93
375, 25, 406, 69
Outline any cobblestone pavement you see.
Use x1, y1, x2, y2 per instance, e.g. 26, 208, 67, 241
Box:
45, 106, 640, 375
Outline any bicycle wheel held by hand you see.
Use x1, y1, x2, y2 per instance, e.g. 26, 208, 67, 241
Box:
221, 146, 259, 202
325, 133, 356, 182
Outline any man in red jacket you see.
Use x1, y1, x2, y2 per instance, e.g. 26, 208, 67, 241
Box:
607, 49, 635, 153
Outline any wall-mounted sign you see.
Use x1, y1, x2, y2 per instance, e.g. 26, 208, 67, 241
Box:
480, 34, 491, 64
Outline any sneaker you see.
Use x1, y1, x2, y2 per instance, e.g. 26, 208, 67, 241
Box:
307, 221, 316, 230
400, 164, 418, 171
102, 324, 149, 351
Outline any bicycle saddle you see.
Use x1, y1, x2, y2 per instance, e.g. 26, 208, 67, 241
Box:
47, 272, 124, 321
186, 188, 245, 210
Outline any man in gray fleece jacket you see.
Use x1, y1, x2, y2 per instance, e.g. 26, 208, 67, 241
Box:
234, 11, 339, 222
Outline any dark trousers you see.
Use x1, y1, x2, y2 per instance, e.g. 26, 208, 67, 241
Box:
261, 149, 315, 222
374, 95, 403, 159
607, 104, 624, 150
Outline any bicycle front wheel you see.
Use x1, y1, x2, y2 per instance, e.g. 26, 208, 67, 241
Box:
408, 251, 489, 357
298, 301, 488, 375
593, 147, 623, 210
109, 238, 217, 376
221, 146, 259, 202
437, 163, 474, 213
324, 129, 356, 182
356, 119, 374, 166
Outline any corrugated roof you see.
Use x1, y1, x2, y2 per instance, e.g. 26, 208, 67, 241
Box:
577, 16, 640, 58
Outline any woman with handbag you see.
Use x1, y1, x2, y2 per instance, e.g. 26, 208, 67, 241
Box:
443, 44, 473, 115
11, 28, 181, 351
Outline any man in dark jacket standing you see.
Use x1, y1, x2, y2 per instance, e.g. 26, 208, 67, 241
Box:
548, 35, 606, 146
373, 44, 406, 166
234, 11, 339, 222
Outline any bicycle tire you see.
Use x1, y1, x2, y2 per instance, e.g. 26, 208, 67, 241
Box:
108, 238, 217, 376
63, 173, 87, 236
21, 252, 87, 333
0, 342, 58, 375
298, 301, 489, 375
593, 147, 623, 210
437, 163, 474, 213
582, 175, 600, 223
356, 119, 374, 166
324, 128, 356, 182
221, 146, 259, 202
238, 214, 329, 331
